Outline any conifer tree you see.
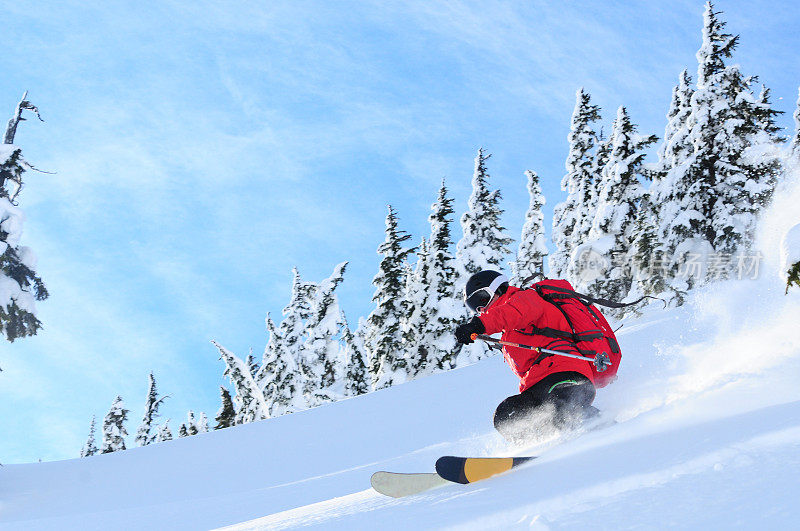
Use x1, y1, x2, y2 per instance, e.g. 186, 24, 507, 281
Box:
246, 350, 259, 381
456, 148, 513, 281
401, 239, 429, 377
668, 3, 733, 267
512, 171, 548, 283
672, 3, 783, 279
343, 319, 370, 396
402, 182, 464, 375
1, 92, 48, 342
658, 70, 694, 175
651, 70, 695, 291
255, 314, 301, 417
213, 340, 269, 424
365, 205, 414, 389
586, 106, 658, 300
280, 268, 317, 353
178, 424, 189, 438
428, 182, 459, 299
300, 262, 349, 406
101, 396, 129, 454
628, 195, 670, 304
155, 421, 172, 442
80, 416, 98, 458
196, 412, 209, 433
135, 372, 169, 447
590, 129, 611, 213
551, 89, 601, 279
183, 411, 199, 436
424, 180, 464, 371
273, 268, 317, 410
214, 386, 236, 429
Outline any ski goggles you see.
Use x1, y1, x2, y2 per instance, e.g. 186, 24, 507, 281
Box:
464, 274, 508, 314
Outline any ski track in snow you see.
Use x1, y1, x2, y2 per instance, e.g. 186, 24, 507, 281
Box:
215, 489, 390, 531
216, 406, 800, 530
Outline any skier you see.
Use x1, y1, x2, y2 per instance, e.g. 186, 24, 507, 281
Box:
455, 270, 621, 443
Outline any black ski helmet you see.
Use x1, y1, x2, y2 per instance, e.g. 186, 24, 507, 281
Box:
463, 270, 509, 313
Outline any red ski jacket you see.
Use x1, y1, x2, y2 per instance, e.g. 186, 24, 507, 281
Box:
477, 281, 621, 393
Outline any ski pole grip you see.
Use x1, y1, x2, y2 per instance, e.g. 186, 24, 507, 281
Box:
470, 333, 478, 341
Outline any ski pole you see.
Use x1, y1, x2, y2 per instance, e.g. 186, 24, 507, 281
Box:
470, 334, 612, 372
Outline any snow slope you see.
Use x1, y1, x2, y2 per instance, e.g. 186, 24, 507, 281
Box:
2, 272, 799, 530
3, 172, 800, 530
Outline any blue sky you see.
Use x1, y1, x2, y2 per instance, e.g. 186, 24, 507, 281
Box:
1, 0, 798, 463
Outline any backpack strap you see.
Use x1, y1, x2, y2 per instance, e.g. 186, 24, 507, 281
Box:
534, 284, 580, 341
520, 272, 546, 288
532, 283, 627, 358
517, 326, 603, 343
536, 284, 665, 309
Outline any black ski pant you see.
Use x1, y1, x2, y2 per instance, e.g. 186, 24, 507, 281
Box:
493, 372, 596, 442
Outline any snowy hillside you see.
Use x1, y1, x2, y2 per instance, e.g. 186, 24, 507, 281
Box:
2, 264, 799, 529
4, 170, 800, 530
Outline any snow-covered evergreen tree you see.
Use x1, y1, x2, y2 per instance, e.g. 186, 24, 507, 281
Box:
280, 268, 318, 354
343, 318, 370, 396
427, 182, 459, 301
651, 70, 695, 296
213, 340, 269, 424
551, 89, 601, 279
246, 350, 259, 381
255, 314, 301, 417
1, 92, 48, 342
402, 238, 430, 377
675, 3, 783, 276
154, 421, 172, 442
80, 416, 98, 458
181, 411, 199, 436
667, 5, 731, 270
590, 128, 611, 216
196, 412, 209, 433
188, 411, 199, 436
135, 372, 168, 447
101, 396, 129, 454
364, 205, 414, 389
583, 106, 657, 300
628, 195, 670, 304
423, 181, 465, 370
658, 70, 694, 176
214, 386, 236, 429
511, 171, 548, 283
456, 148, 513, 281
271, 268, 318, 410
641, 4, 784, 295
299, 262, 349, 406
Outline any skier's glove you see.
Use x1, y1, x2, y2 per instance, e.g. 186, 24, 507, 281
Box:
455, 316, 486, 345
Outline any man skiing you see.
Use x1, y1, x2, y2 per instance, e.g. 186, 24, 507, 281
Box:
455, 270, 621, 443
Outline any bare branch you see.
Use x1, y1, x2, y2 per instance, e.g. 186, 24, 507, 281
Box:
23, 160, 56, 175
4, 91, 44, 145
